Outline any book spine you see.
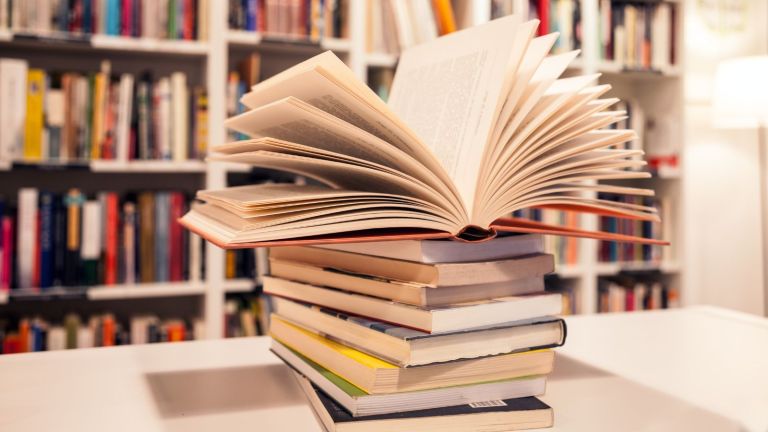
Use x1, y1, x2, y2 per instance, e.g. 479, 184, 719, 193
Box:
170, 72, 188, 161
23, 69, 46, 162
169, 192, 185, 281
0, 213, 12, 291
104, 193, 119, 285
17, 188, 39, 289
39, 192, 55, 289
64, 189, 83, 287
138, 192, 155, 283
0, 60, 28, 162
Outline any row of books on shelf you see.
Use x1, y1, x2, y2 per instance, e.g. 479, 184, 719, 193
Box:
0, 0, 208, 41
511, 208, 579, 266
229, 0, 349, 40
263, 234, 563, 430
526, 0, 677, 72
367, 67, 394, 101
598, 275, 678, 313
0, 188, 202, 291
226, 54, 261, 142
597, 194, 667, 263
224, 295, 270, 337
0, 59, 207, 165
0, 313, 201, 354
366, 0, 456, 55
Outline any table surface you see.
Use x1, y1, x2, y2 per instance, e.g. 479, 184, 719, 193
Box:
0, 306, 755, 432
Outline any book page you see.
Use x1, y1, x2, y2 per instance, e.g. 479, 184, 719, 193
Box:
388, 14, 528, 216
225, 98, 464, 219
238, 52, 463, 211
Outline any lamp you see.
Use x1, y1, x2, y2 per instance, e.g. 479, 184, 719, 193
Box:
713, 56, 768, 315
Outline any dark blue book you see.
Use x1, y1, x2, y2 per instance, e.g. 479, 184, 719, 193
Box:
39, 192, 55, 289
245, 0, 257, 31
298, 377, 553, 431
53, 195, 67, 286
82, 0, 93, 33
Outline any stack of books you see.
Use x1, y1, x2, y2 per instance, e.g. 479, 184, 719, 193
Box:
265, 235, 565, 431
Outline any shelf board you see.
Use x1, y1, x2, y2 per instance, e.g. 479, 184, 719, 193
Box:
90, 159, 207, 173
596, 261, 681, 276
595, 61, 682, 78
1, 31, 208, 55
224, 278, 256, 293
227, 30, 350, 54
7, 159, 206, 173
365, 52, 398, 68
555, 265, 585, 279
90, 35, 209, 55
87, 281, 207, 300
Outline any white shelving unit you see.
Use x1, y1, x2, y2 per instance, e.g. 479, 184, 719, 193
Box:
0, 0, 686, 336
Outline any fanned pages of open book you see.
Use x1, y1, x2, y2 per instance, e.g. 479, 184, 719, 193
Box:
181, 14, 667, 248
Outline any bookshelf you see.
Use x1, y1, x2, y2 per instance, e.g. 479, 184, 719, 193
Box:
0, 0, 686, 352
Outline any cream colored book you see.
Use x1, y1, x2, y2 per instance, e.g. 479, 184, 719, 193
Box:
181, 14, 663, 249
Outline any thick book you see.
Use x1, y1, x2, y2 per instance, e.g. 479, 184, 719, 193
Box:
270, 316, 554, 394
265, 276, 561, 333
294, 372, 553, 432
269, 246, 554, 287
273, 341, 546, 417
313, 233, 543, 263
272, 296, 565, 367
180, 15, 665, 248
269, 258, 545, 307
17, 188, 38, 288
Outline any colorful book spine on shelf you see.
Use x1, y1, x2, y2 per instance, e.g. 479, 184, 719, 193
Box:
4, 0, 202, 40
0, 313, 203, 355
600, 0, 676, 71
224, 295, 270, 338
597, 275, 678, 313
597, 194, 665, 264
1, 58, 208, 163
512, 208, 579, 266
229, 0, 348, 40
0, 188, 201, 290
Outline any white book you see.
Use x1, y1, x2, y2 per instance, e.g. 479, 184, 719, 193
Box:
17, 188, 38, 288
0, 0, 7, 30
189, 232, 202, 282
47, 326, 67, 351
77, 326, 94, 348
389, 0, 414, 50
142, 0, 155, 38
651, 3, 671, 71
123, 202, 136, 284
170, 72, 188, 161
0, 59, 28, 162
81, 201, 103, 260
155, 77, 172, 159
116, 73, 135, 162
197, 0, 208, 40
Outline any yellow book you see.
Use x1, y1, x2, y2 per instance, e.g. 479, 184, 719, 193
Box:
91, 61, 111, 160
269, 315, 554, 394
23, 69, 46, 161
431, 0, 457, 35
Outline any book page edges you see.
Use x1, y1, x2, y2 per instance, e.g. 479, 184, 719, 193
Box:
180, 214, 668, 249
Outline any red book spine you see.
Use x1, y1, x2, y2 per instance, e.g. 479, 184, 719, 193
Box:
169, 193, 184, 281
2, 334, 20, 354
258, 0, 267, 32
32, 213, 41, 289
103, 316, 115, 346
105, 194, 119, 285
537, 0, 549, 36
625, 288, 635, 311
184, 0, 194, 40
1, 216, 13, 291
122, 0, 133, 36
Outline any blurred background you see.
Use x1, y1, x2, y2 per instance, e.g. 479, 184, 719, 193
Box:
0, 0, 765, 354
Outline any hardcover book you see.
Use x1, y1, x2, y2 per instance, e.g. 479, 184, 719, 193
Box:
181, 14, 665, 248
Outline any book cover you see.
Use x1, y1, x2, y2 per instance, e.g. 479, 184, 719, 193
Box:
104, 192, 119, 285
155, 192, 170, 282
17, 188, 38, 289
0, 59, 28, 162
138, 192, 156, 283
23, 69, 45, 161
39, 191, 55, 289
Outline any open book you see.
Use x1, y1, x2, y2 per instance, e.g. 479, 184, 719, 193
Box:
181, 14, 665, 248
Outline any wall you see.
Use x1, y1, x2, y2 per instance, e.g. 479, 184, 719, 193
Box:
683, 0, 768, 314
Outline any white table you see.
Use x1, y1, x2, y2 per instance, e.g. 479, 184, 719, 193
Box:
0, 308, 748, 432
562, 305, 768, 432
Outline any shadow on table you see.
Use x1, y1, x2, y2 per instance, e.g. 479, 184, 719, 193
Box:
144, 363, 307, 418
